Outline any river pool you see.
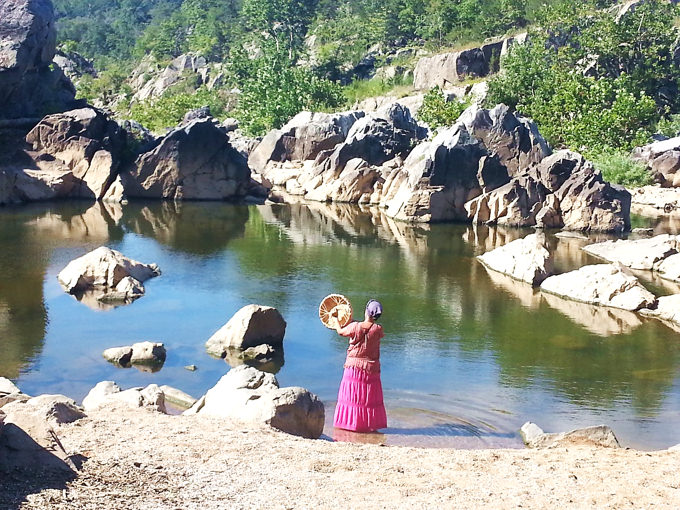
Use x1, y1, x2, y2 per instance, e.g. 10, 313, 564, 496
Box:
1, 200, 679, 449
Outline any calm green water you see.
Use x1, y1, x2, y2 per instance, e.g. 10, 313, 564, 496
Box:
1, 200, 679, 449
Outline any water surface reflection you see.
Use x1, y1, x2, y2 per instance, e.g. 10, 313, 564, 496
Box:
1, 200, 679, 449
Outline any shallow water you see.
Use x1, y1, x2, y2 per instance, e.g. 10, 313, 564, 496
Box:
1, 200, 679, 449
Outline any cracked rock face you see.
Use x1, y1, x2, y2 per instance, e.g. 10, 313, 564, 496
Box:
0, 0, 77, 118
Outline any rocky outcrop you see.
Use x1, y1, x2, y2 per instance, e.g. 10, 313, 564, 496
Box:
82, 381, 166, 413
632, 136, 680, 187
186, 366, 324, 439
103, 341, 167, 368
640, 294, 680, 329
629, 186, 680, 213
249, 111, 365, 172
120, 118, 251, 200
384, 106, 629, 231
206, 304, 287, 358
412, 35, 526, 90
57, 246, 160, 305
0, 0, 77, 119
25, 107, 126, 199
253, 103, 629, 232
520, 422, 620, 449
477, 233, 554, 286
130, 54, 223, 103
540, 264, 657, 311
52, 49, 96, 84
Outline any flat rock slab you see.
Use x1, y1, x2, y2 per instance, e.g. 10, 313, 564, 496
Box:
583, 235, 679, 270
540, 264, 656, 311
477, 233, 554, 286
640, 294, 680, 329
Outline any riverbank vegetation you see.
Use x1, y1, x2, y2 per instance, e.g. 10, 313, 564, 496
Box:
54, 0, 679, 173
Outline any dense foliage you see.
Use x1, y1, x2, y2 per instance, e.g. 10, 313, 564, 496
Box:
486, 0, 680, 156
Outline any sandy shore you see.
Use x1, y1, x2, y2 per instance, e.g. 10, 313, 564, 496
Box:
2, 406, 679, 509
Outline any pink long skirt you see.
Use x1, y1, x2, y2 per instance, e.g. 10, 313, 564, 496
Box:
333, 367, 387, 432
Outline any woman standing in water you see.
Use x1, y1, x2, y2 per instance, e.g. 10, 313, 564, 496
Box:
332, 299, 387, 433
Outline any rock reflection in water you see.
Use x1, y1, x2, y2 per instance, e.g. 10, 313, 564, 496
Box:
481, 266, 542, 309
221, 349, 285, 375
122, 201, 250, 255
541, 292, 644, 337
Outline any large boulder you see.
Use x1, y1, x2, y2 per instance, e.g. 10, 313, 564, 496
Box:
206, 304, 287, 358
520, 422, 620, 449
540, 263, 657, 311
121, 118, 251, 200
57, 246, 160, 303
186, 366, 324, 439
0, 0, 77, 119
477, 233, 554, 286
25, 107, 126, 199
82, 381, 166, 413
583, 234, 679, 270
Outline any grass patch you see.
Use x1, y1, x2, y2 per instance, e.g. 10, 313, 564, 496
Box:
343, 76, 414, 106
590, 150, 654, 187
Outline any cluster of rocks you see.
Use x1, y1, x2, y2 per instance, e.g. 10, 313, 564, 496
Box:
252, 103, 630, 232
129, 54, 226, 104
478, 231, 680, 330
57, 246, 161, 307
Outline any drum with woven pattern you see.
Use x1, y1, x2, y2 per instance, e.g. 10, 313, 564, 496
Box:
319, 294, 353, 329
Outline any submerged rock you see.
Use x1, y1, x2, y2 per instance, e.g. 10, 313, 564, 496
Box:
540, 264, 657, 311
57, 246, 160, 305
520, 422, 620, 449
185, 366, 324, 439
477, 233, 554, 286
206, 304, 287, 357
160, 385, 197, 410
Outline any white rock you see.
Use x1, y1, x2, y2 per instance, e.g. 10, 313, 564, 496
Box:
477, 233, 554, 286
57, 246, 160, 294
669, 443, 680, 452
519, 422, 545, 445
1, 394, 85, 426
130, 341, 166, 364
102, 346, 133, 365
655, 253, 680, 282
206, 304, 287, 357
189, 366, 324, 439
641, 294, 680, 328
540, 264, 657, 311
583, 235, 679, 270
0, 377, 20, 394
82, 381, 166, 413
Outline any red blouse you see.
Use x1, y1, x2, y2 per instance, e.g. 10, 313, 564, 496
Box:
338, 321, 384, 373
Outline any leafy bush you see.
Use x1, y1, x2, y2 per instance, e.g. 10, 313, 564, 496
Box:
590, 150, 653, 187
655, 114, 680, 138
418, 86, 471, 131
486, 0, 679, 154
129, 87, 232, 132
235, 56, 344, 136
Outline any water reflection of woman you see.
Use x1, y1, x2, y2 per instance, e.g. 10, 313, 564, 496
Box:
332, 299, 387, 433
